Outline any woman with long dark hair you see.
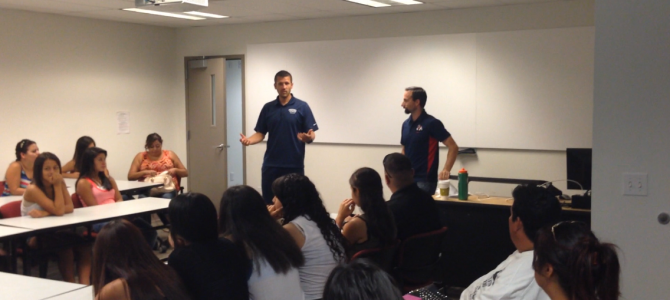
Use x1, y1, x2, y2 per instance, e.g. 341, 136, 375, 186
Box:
22, 152, 91, 284
219, 185, 305, 300
335, 167, 396, 255
272, 173, 346, 300
92, 219, 191, 300
62, 136, 101, 179
323, 259, 403, 300
76, 147, 122, 207
3, 139, 39, 196
533, 221, 621, 300
168, 193, 249, 300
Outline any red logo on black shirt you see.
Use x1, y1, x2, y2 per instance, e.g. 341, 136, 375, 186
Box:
416, 125, 423, 132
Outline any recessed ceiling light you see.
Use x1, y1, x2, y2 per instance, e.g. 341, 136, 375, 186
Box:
184, 11, 229, 19
391, 0, 423, 4
122, 8, 205, 20
345, 0, 391, 8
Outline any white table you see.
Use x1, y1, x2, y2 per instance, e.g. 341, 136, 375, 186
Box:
0, 271, 86, 300
44, 285, 93, 300
0, 197, 170, 232
64, 178, 162, 195
0, 226, 32, 239
0, 195, 23, 207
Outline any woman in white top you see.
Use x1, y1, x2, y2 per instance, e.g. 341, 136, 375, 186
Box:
272, 174, 347, 300
22, 152, 91, 284
219, 185, 305, 300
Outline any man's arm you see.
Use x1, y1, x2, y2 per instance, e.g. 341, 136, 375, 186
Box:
439, 136, 458, 180
297, 129, 315, 144
239, 132, 266, 146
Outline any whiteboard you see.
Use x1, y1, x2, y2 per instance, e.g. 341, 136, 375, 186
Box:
246, 27, 594, 150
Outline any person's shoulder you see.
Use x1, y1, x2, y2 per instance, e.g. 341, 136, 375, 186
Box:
6, 161, 21, 172
98, 278, 131, 300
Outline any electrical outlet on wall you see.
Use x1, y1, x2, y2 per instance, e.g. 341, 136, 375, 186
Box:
623, 172, 648, 196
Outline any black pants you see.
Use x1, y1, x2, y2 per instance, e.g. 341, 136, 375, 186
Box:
261, 166, 304, 204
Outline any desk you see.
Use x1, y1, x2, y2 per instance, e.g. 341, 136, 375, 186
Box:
45, 286, 93, 300
0, 226, 32, 239
432, 195, 590, 287
0, 272, 86, 300
0, 197, 170, 233
64, 178, 162, 196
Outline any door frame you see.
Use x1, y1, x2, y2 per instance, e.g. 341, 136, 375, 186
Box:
183, 55, 247, 192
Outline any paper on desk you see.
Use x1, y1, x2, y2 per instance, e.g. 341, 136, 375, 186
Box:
117, 111, 130, 134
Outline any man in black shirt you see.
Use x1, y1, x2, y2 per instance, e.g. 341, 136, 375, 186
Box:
383, 153, 442, 240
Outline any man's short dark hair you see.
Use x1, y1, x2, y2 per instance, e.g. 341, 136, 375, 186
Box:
275, 70, 293, 83
511, 184, 562, 244
383, 153, 414, 183
405, 86, 427, 108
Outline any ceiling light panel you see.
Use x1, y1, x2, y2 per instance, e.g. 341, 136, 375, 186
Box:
122, 8, 205, 20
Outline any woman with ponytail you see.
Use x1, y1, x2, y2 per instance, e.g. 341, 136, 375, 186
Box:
533, 221, 621, 300
335, 167, 396, 256
272, 173, 346, 300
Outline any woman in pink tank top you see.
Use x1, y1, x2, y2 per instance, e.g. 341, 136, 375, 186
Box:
127, 133, 188, 197
76, 147, 122, 207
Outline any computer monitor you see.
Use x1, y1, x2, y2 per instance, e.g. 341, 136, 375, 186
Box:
566, 148, 592, 190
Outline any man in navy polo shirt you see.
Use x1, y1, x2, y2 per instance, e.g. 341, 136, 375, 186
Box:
240, 70, 318, 204
400, 86, 459, 194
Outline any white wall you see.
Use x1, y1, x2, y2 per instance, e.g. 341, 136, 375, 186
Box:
0, 9, 186, 183
175, 0, 595, 212
593, 0, 670, 298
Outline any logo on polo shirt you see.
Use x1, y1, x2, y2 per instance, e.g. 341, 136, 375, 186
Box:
416, 125, 423, 132
289, 109, 297, 114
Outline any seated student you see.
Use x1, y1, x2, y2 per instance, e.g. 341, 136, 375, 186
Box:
3, 139, 39, 196
76, 147, 156, 245
323, 259, 403, 300
167, 192, 249, 300
62, 136, 107, 179
272, 174, 347, 300
92, 220, 191, 300
382, 153, 441, 240
219, 185, 305, 300
335, 167, 396, 255
127, 133, 187, 198
533, 221, 620, 300
22, 152, 91, 284
76, 147, 122, 208
460, 184, 561, 300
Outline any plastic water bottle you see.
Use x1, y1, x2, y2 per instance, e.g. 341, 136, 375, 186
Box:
458, 168, 469, 200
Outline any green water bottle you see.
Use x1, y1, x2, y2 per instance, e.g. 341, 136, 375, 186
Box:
458, 168, 469, 200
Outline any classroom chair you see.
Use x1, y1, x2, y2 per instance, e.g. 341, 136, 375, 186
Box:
0, 200, 52, 277
393, 226, 448, 294
350, 240, 400, 275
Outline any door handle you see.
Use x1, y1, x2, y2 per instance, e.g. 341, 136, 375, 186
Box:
216, 144, 230, 149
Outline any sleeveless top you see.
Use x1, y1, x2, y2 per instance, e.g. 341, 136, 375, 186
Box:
21, 198, 44, 216
290, 215, 342, 300
349, 214, 383, 255
80, 178, 116, 207
248, 256, 304, 300
3, 169, 31, 196
140, 150, 179, 191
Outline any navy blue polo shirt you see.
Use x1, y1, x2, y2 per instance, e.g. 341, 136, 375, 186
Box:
401, 111, 451, 183
254, 95, 318, 169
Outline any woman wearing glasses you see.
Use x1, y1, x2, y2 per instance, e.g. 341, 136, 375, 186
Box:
533, 221, 621, 300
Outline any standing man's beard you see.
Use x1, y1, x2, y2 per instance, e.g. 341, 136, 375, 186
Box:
405, 109, 410, 114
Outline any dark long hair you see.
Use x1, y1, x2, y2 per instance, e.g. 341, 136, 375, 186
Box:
219, 185, 304, 275
272, 173, 347, 262
92, 220, 191, 300
349, 168, 396, 246
323, 259, 403, 300
14, 139, 35, 161
32, 152, 61, 198
169, 193, 219, 244
533, 221, 620, 300
77, 147, 112, 190
73, 136, 95, 172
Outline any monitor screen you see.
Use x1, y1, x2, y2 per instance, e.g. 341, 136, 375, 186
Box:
566, 148, 592, 190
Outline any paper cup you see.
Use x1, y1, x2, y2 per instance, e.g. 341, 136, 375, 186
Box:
438, 180, 450, 196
